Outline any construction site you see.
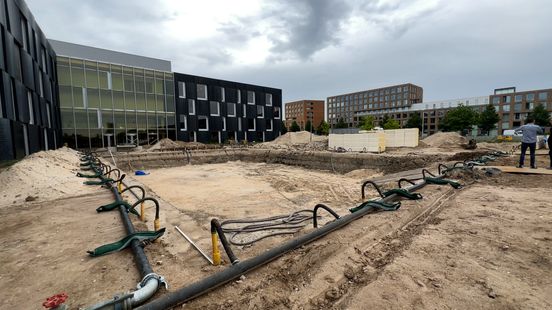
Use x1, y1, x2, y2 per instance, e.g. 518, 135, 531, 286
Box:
0, 131, 551, 310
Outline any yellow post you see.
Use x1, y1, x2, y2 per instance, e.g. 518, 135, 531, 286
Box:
117, 181, 122, 193
211, 232, 221, 265
140, 202, 145, 222
154, 218, 160, 231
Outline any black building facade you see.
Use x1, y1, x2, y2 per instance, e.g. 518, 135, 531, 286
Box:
0, 0, 60, 160
174, 73, 282, 143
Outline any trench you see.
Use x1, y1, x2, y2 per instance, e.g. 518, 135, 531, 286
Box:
112, 149, 489, 174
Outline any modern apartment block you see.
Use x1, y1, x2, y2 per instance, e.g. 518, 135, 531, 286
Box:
327, 83, 423, 128
0, 0, 60, 160
284, 99, 324, 130
490, 87, 552, 132
51, 40, 176, 149
174, 73, 282, 143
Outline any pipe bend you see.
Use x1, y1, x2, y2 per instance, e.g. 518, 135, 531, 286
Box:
397, 178, 416, 189
313, 204, 340, 228
121, 185, 146, 200
211, 219, 239, 264
130, 197, 160, 220
361, 180, 384, 200
421, 168, 436, 179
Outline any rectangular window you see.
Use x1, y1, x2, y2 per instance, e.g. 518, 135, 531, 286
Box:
515, 95, 522, 102
503, 96, 511, 103
227, 102, 236, 117
274, 107, 281, 119
178, 81, 185, 98
502, 122, 510, 130
210, 101, 220, 116
503, 104, 510, 112
525, 102, 533, 110
27, 91, 34, 124
198, 116, 208, 131
197, 84, 207, 100
222, 117, 226, 131
247, 118, 256, 131
538, 92, 548, 100
526, 93, 535, 101
21, 17, 29, 51
266, 94, 273, 106
492, 97, 500, 104
179, 115, 187, 131
266, 119, 273, 131
256, 105, 264, 118
247, 91, 255, 104
188, 99, 195, 115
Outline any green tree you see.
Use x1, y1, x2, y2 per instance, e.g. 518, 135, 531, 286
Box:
281, 120, 288, 135
290, 121, 300, 132
316, 120, 330, 135
405, 112, 422, 130
335, 118, 348, 129
383, 118, 401, 129
305, 120, 312, 132
380, 114, 390, 127
528, 103, 551, 127
478, 104, 499, 135
359, 115, 375, 131
440, 105, 480, 132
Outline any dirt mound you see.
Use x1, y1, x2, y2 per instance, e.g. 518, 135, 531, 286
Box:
147, 138, 181, 151
0, 147, 96, 207
422, 132, 467, 148
254, 131, 328, 151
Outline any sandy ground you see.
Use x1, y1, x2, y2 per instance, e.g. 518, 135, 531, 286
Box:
0, 151, 551, 309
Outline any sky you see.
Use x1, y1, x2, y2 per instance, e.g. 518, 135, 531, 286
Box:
26, 0, 552, 103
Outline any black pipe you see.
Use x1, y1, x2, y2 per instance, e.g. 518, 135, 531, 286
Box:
93, 165, 153, 277
397, 178, 416, 189
130, 197, 160, 219
211, 219, 239, 264
136, 180, 431, 310
421, 168, 436, 179
361, 180, 384, 200
312, 204, 340, 228
121, 185, 146, 200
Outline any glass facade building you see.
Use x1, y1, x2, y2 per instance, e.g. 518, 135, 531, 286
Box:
57, 57, 175, 148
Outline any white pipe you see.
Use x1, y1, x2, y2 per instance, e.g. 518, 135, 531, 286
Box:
132, 278, 159, 306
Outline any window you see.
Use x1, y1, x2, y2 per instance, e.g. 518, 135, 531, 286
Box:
502, 104, 510, 112
198, 116, 208, 131
178, 82, 185, 98
222, 117, 226, 131
27, 91, 34, 125
179, 115, 187, 131
502, 96, 511, 103
197, 84, 207, 100
538, 92, 548, 100
21, 17, 29, 51
492, 97, 500, 104
227, 102, 236, 117
221, 87, 225, 102
274, 107, 281, 119
247, 91, 255, 104
210, 101, 220, 116
256, 105, 264, 118
266, 94, 273, 106
502, 122, 510, 130
526, 93, 534, 101
188, 99, 195, 115
525, 102, 533, 110
515, 95, 522, 102
266, 119, 273, 131
248, 118, 256, 131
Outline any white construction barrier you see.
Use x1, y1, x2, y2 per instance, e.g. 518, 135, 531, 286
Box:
384, 128, 419, 147
329, 128, 419, 152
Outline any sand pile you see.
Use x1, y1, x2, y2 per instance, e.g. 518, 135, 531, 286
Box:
254, 131, 329, 151
0, 147, 97, 207
422, 132, 467, 148
147, 138, 181, 151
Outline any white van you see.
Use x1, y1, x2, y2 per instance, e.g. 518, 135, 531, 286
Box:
502, 129, 522, 137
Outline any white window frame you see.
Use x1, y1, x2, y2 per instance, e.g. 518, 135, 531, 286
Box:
46, 104, 51, 128
178, 81, 186, 98
247, 91, 255, 105
266, 93, 273, 106
210, 101, 220, 116
43, 128, 48, 150
248, 118, 256, 131
238, 118, 242, 131
222, 117, 226, 131
227, 102, 236, 117
266, 119, 273, 131
274, 107, 281, 119
237, 90, 241, 103
198, 116, 209, 131
82, 88, 88, 108
188, 99, 196, 115
38, 74, 44, 97
197, 84, 208, 100
179, 115, 187, 131
107, 72, 112, 90
23, 125, 29, 156
27, 91, 34, 125
242, 104, 246, 117
221, 87, 225, 102
256, 105, 264, 118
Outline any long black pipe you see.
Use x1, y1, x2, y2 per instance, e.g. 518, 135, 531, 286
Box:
136, 179, 431, 310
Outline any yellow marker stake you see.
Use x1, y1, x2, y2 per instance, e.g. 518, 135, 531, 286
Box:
154, 218, 160, 231
140, 202, 145, 222
211, 233, 221, 265
117, 182, 122, 193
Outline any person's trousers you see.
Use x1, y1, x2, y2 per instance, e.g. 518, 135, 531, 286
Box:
549, 150, 552, 168
519, 142, 536, 167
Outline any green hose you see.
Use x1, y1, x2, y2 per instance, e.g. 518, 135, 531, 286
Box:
349, 200, 401, 213
424, 177, 462, 189
87, 228, 166, 257
382, 188, 423, 200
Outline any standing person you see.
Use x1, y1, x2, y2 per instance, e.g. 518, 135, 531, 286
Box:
548, 127, 552, 169
515, 117, 543, 168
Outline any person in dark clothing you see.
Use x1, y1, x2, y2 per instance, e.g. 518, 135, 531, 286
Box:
515, 117, 543, 168
548, 127, 552, 169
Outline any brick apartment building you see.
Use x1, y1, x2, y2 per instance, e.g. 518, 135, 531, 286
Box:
490, 87, 552, 132
284, 99, 324, 130
327, 83, 423, 128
